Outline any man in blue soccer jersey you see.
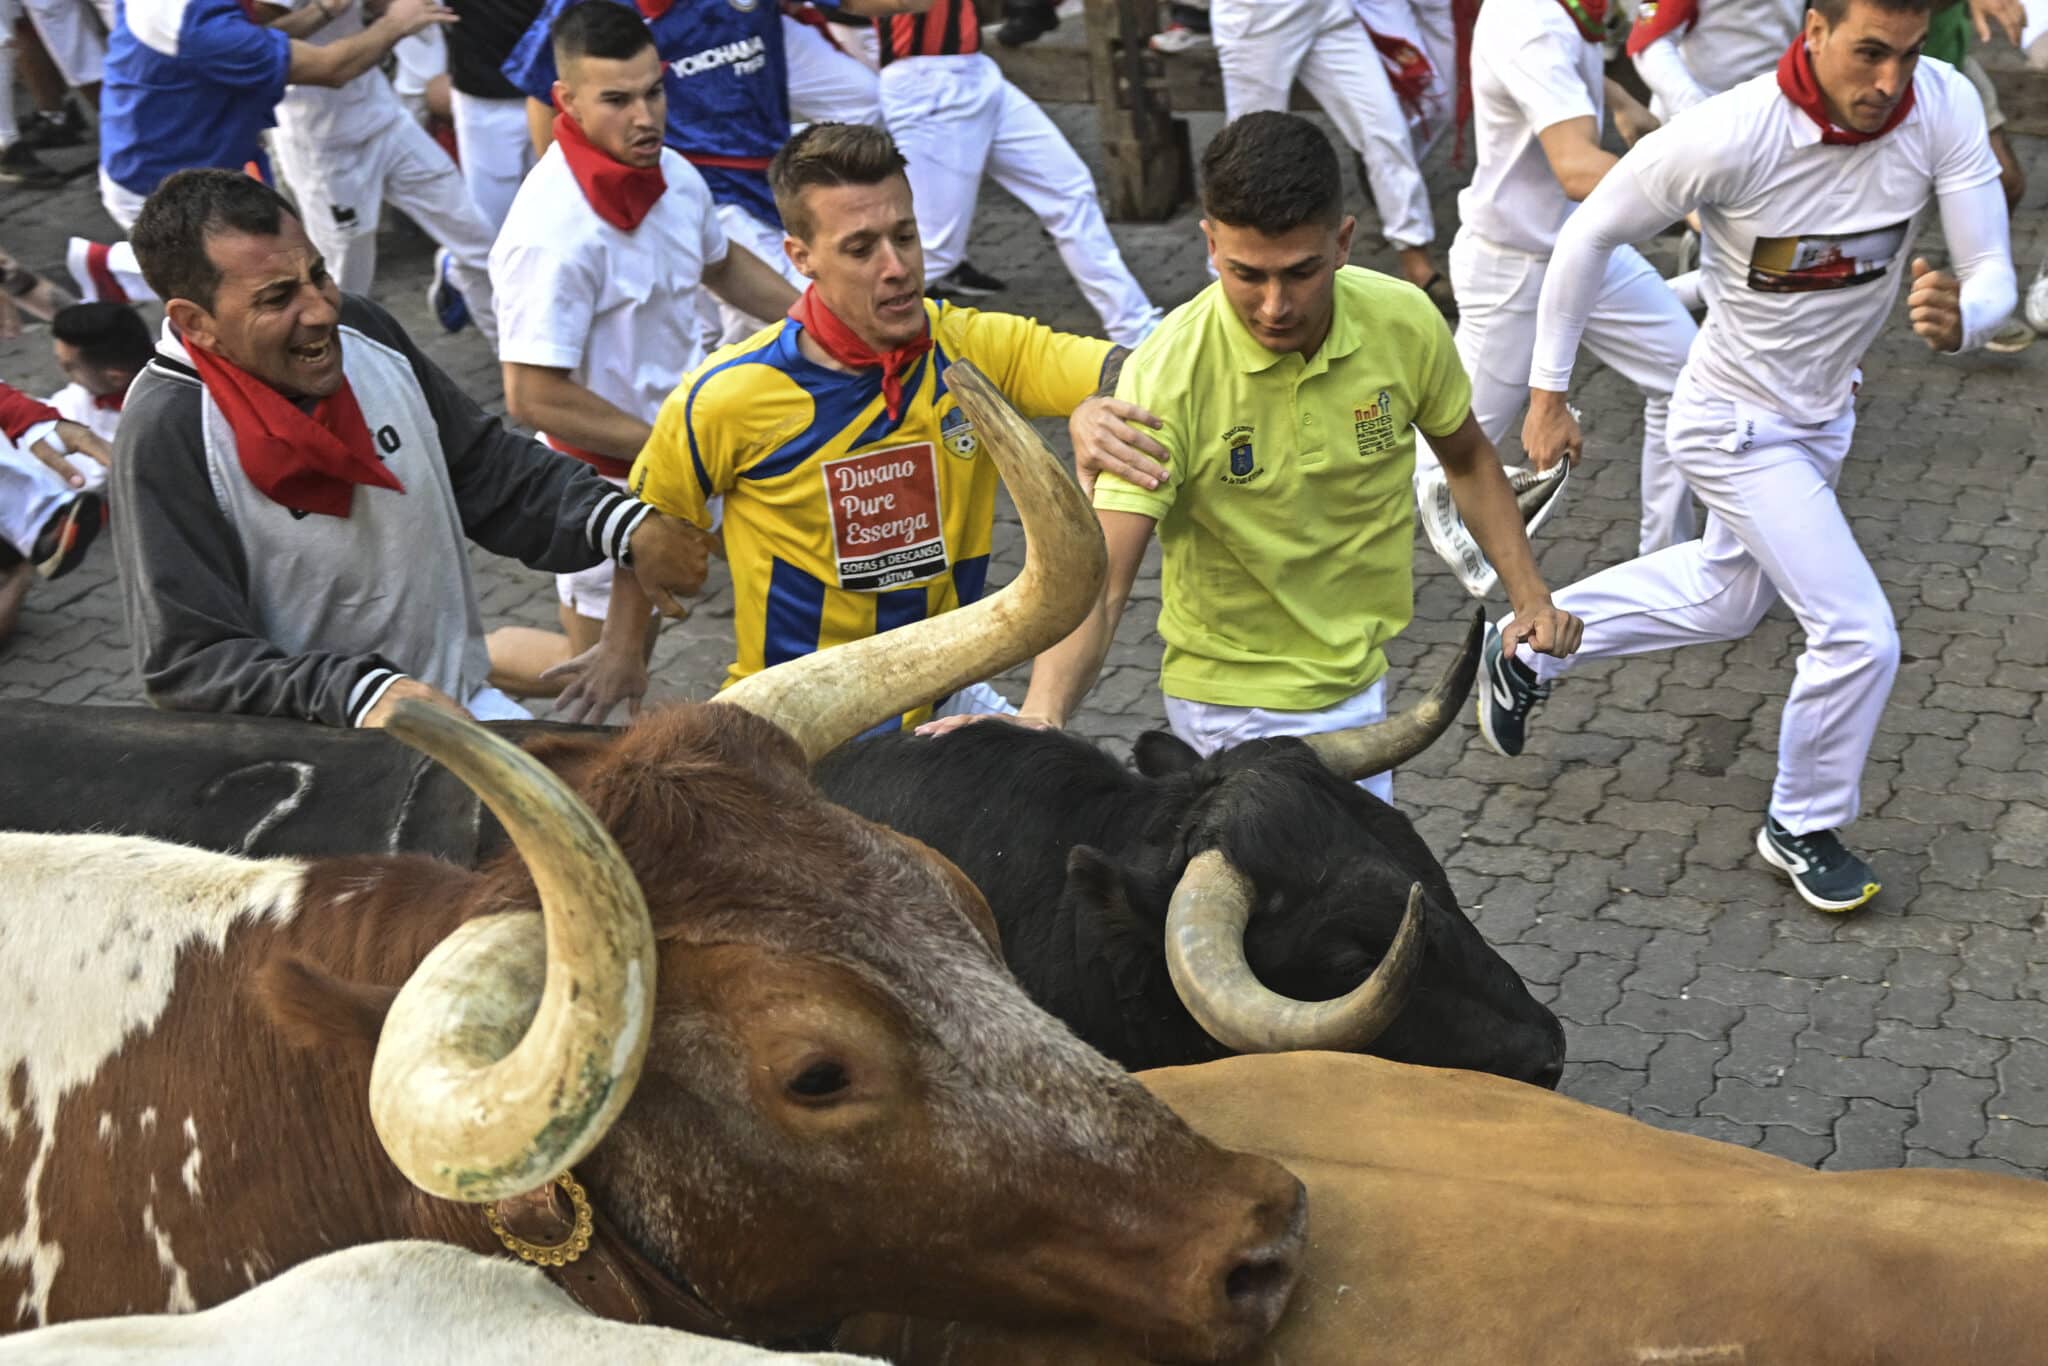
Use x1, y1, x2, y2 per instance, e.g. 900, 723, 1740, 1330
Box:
620, 122, 1153, 730
503, 0, 918, 344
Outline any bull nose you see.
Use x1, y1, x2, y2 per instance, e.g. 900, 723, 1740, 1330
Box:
1533, 1054, 1565, 1090
1219, 1177, 1306, 1338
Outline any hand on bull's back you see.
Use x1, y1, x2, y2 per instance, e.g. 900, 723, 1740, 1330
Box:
913, 712, 1059, 738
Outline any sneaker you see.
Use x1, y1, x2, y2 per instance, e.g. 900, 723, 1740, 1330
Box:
1475, 619, 1549, 758
1148, 22, 1210, 53
20, 100, 88, 151
929, 260, 1007, 298
427, 247, 471, 333
1755, 815, 1881, 913
32, 493, 104, 581
1986, 317, 2036, 354
2026, 266, 2048, 334
0, 142, 64, 190
995, 3, 1058, 45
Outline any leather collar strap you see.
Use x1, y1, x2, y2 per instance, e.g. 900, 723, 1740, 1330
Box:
489, 1175, 732, 1333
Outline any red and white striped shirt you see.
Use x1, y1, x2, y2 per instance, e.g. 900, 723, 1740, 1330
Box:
876, 0, 978, 64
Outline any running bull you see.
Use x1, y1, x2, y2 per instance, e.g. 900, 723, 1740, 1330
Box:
0, 367, 1309, 1359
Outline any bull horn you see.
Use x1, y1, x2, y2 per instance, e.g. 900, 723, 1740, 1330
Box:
367, 701, 656, 1203
1300, 608, 1484, 780
1164, 850, 1425, 1053
716, 359, 1106, 762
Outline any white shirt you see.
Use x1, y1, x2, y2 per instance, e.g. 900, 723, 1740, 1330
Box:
1634, 0, 1806, 115
490, 145, 728, 438
1534, 58, 2009, 421
48, 381, 123, 445
1457, 0, 1604, 256
274, 0, 404, 150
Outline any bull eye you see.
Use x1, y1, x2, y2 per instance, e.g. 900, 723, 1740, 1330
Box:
786, 1059, 851, 1102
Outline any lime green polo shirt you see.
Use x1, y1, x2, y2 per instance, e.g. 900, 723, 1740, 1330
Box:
1093, 266, 1470, 710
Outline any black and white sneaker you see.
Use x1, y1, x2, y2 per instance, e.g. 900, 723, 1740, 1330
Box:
1756, 816, 1881, 913
1476, 619, 1549, 758
929, 261, 1007, 299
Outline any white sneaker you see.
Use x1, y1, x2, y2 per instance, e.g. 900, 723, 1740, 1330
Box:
1417, 461, 1571, 599
1149, 22, 1210, 53
2025, 267, 2048, 334
1986, 318, 2035, 354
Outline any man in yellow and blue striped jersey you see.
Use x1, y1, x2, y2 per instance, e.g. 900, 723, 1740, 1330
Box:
626, 121, 1151, 729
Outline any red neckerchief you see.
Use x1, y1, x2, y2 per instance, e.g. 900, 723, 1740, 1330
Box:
182, 340, 399, 520
788, 285, 932, 421
1625, 0, 1697, 57
1777, 35, 1916, 144
93, 391, 124, 413
1554, 0, 1607, 42
634, 0, 671, 19
0, 382, 60, 441
551, 100, 667, 233
1363, 27, 1435, 132
1451, 0, 1479, 164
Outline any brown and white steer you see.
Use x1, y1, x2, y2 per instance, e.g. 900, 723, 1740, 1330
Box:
844, 1051, 2048, 1364
0, 366, 1314, 1362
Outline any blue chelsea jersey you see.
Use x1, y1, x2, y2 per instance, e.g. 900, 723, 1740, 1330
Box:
504, 0, 790, 226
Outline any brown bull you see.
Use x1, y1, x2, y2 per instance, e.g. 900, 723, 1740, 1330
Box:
0, 366, 1311, 1363
843, 1051, 2048, 1364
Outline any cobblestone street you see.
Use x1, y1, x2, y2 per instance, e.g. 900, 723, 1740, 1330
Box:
4, 95, 2046, 1181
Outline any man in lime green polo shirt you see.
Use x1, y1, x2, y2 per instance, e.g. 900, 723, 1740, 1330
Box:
924, 111, 1583, 800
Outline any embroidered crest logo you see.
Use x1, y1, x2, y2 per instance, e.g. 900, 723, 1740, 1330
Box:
1220, 424, 1260, 485
939, 405, 979, 459
1354, 389, 1397, 458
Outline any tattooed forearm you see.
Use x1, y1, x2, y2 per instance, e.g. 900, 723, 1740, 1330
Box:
1095, 346, 1129, 398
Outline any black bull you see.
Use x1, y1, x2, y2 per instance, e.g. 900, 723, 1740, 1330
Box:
2, 695, 1562, 1085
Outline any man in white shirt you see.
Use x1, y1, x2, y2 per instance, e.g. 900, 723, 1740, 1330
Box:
1417, 0, 1700, 597
485, 0, 797, 721
1480, 0, 2016, 915
48, 301, 152, 445
1629, 0, 1809, 117
270, 0, 500, 341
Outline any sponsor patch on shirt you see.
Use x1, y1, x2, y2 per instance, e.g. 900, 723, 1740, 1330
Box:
823, 442, 948, 590
1746, 221, 1909, 293
1354, 389, 1398, 458
1220, 423, 1262, 485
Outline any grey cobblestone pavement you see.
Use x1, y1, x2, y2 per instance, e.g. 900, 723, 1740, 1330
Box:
3, 99, 2045, 1180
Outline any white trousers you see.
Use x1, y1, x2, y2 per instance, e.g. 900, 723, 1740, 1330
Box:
880, 53, 1161, 346
782, 13, 880, 124
708, 202, 805, 347
0, 442, 104, 560
97, 168, 146, 233
1349, 0, 1457, 150
20, 0, 110, 88
1166, 678, 1394, 805
1430, 230, 1698, 554
450, 89, 536, 232
273, 113, 498, 343
1520, 384, 1894, 834
1211, 0, 1432, 248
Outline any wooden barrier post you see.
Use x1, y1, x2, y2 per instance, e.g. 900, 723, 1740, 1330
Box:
1083, 0, 1191, 220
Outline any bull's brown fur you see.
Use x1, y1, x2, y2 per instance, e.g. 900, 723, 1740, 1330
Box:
843, 1051, 2048, 1364
4, 707, 1303, 1360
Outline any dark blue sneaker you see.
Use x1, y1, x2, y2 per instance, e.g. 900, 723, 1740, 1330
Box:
427, 248, 471, 333
1756, 816, 1881, 913
1476, 619, 1548, 758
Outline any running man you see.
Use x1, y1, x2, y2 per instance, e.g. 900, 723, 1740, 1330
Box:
1482, 0, 2016, 913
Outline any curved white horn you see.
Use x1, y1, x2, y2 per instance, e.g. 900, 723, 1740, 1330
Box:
368, 702, 655, 1202
1301, 609, 1484, 780
1164, 850, 1425, 1053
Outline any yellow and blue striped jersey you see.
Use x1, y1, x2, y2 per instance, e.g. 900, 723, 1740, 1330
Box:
631, 298, 1112, 726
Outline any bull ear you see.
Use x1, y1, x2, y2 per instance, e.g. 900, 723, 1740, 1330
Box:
254, 956, 399, 1059
1062, 847, 1157, 947
1131, 731, 1201, 778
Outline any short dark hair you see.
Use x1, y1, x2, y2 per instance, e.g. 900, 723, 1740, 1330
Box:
1200, 112, 1343, 236
1810, 0, 1936, 23
52, 301, 154, 372
551, 0, 654, 67
130, 169, 299, 311
769, 122, 909, 241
